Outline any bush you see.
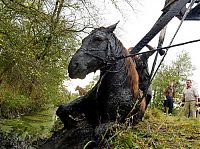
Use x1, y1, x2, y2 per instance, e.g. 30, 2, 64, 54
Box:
0, 85, 78, 119
1, 92, 31, 118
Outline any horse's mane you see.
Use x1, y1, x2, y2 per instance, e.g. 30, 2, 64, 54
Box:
113, 37, 146, 115
123, 48, 139, 99
113, 36, 139, 100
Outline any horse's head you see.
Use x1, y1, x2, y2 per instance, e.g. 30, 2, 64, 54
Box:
68, 22, 119, 79
75, 86, 80, 91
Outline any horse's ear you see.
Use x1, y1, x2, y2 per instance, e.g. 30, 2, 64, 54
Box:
106, 21, 120, 33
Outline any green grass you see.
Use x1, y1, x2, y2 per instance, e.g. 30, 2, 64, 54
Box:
109, 108, 200, 149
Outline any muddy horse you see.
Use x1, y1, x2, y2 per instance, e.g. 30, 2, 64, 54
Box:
39, 23, 148, 149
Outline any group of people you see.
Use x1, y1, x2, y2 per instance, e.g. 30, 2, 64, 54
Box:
163, 79, 199, 118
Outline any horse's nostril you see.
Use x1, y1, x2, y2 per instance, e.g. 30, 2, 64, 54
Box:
73, 62, 79, 70
69, 61, 79, 74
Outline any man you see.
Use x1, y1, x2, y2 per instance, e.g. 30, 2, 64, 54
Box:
182, 79, 199, 118
163, 81, 176, 115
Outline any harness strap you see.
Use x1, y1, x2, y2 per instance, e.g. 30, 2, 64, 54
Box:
84, 40, 116, 65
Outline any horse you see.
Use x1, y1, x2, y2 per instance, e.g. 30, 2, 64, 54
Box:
67, 22, 147, 123
48, 22, 148, 148
75, 85, 86, 96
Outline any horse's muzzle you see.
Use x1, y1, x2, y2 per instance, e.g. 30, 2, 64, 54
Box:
68, 60, 87, 79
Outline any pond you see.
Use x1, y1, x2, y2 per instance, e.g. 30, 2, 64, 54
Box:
0, 107, 59, 149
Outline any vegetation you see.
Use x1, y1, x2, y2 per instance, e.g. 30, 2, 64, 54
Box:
1, 106, 200, 148
109, 108, 200, 149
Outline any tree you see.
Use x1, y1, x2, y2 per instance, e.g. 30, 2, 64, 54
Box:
0, 0, 101, 118
151, 50, 195, 109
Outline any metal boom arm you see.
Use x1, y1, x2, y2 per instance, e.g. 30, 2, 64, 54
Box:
130, 0, 191, 54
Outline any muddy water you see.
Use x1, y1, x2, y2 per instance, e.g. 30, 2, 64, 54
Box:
0, 108, 58, 149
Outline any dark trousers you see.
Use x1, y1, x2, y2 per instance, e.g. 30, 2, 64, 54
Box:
163, 96, 173, 114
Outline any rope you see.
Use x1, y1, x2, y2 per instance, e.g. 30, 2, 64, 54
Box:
115, 38, 200, 60
146, 20, 168, 103
150, 26, 167, 83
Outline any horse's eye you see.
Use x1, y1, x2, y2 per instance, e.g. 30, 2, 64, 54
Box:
92, 37, 103, 44
89, 37, 103, 48
95, 37, 103, 41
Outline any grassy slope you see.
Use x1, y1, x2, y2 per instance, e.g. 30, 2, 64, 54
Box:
110, 108, 200, 149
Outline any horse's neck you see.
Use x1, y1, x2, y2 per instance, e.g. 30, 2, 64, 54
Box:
101, 41, 134, 88
100, 60, 127, 87
99, 40, 139, 98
